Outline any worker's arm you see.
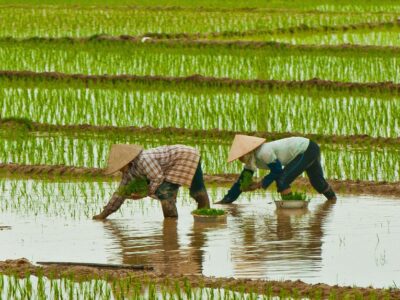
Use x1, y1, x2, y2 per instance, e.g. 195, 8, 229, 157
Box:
92, 193, 126, 220
217, 168, 255, 204
92, 172, 142, 220
261, 160, 283, 189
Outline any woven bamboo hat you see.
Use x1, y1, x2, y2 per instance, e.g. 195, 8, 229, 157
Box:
227, 135, 266, 163
104, 144, 143, 175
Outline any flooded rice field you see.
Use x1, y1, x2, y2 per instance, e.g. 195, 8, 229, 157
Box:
0, 179, 399, 289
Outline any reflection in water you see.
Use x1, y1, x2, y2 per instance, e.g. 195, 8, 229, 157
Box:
104, 217, 227, 274
103, 196, 336, 279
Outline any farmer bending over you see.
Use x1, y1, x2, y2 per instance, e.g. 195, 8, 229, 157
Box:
93, 144, 210, 219
216, 135, 337, 204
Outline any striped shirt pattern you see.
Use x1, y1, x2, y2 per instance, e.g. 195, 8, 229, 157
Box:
122, 145, 200, 196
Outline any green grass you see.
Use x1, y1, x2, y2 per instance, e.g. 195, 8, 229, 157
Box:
192, 208, 225, 216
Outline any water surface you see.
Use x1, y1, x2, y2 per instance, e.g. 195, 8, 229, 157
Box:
0, 186, 399, 288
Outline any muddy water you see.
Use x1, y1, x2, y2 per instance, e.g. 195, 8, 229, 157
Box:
0, 188, 399, 289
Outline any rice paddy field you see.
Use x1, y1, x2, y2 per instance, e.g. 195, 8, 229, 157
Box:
0, 0, 400, 299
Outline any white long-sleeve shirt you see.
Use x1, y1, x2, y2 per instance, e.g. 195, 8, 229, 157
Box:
245, 137, 310, 171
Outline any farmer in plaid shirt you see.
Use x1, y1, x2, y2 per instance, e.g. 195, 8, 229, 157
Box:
93, 144, 210, 219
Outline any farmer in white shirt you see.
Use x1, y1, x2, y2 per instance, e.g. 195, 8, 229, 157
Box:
217, 135, 337, 204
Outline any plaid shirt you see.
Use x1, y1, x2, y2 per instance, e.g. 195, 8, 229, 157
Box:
121, 145, 200, 197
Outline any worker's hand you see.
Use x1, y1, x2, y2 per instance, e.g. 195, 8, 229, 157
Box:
242, 181, 262, 192
280, 188, 292, 195
92, 213, 107, 220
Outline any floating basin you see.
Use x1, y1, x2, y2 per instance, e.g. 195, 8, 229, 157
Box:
191, 212, 227, 223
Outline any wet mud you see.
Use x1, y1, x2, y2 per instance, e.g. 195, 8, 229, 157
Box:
3, 70, 400, 96
0, 258, 398, 299
0, 4, 395, 14
1, 163, 400, 197
139, 20, 400, 39
2, 116, 400, 146
4, 34, 400, 54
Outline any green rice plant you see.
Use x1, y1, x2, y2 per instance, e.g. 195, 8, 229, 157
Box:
0, 130, 399, 182
239, 170, 253, 191
269, 27, 400, 46
117, 177, 148, 197
191, 208, 225, 216
0, 7, 396, 38
0, 0, 399, 12
0, 40, 399, 82
1, 81, 399, 137
279, 191, 310, 201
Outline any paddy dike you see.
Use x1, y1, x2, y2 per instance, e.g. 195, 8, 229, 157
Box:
3, 70, 400, 95
1, 163, 400, 197
2, 117, 400, 147
0, 256, 397, 299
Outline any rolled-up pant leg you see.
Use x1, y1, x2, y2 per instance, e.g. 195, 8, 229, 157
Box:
189, 160, 210, 209
155, 182, 180, 218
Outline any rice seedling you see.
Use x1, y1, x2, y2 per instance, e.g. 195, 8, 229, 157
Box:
270, 27, 400, 46
240, 170, 254, 191
1, 81, 399, 137
0, 7, 396, 38
0, 39, 399, 82
117, 177, 148, 197
276, 191, 310, 201
0, 0, 399, 11
191, 208, 225, 216
0, 178, 231, 219
0, 129, 399, 182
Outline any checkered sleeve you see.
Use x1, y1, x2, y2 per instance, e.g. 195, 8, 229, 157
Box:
140, 156, 165, 196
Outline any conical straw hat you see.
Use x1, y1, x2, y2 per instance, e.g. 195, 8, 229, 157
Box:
227, 135, 265, 163
104, 144, 143, 175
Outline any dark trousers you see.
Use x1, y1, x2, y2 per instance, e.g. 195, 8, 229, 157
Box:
276, 141, 330, 193
155, 160, 206, 200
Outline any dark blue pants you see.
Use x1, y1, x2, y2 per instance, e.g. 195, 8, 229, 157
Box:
155, 160, 206, 200
276, 141, 330, 194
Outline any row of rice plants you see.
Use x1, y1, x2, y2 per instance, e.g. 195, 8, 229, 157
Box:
268, 28, 400, 46
0, 0, 399, 12
1, 131, 399, 182
1, 82, 398, 137
0, 272, 342, 300
0, 179, 229, 219
208, 27, 400, 47
0, 7, 396, 38
0, 40, 399, 82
